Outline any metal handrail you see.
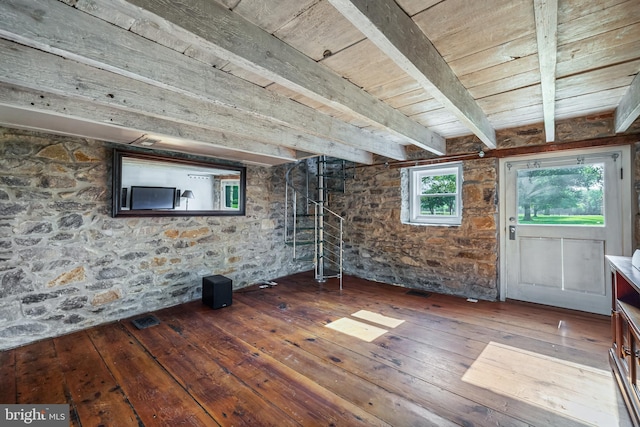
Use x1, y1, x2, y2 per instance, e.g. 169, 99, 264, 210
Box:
313, 199, 343, 290
285, 160, 344, 290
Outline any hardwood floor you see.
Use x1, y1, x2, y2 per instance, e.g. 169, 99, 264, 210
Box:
0, 272, 632, 426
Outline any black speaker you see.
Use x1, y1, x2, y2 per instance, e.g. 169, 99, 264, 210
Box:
202, 275, 232, 309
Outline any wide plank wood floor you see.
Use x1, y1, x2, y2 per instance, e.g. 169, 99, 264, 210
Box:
0, 272, 632, 426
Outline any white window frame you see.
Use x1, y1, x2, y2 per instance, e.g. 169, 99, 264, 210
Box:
407, 162, 463, 226
221, 179, 240, 210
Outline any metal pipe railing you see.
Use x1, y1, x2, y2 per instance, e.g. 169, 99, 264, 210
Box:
285, 158, 344, 290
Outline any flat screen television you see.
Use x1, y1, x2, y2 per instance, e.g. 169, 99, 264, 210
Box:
130, 186, 176, 210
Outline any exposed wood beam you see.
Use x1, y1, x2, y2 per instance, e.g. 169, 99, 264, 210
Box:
615, 71, 640, 132
0, 110, 294, 167
533, 0, 559, 142
120, 0, 445, 155
0, 85, 301, 165
0, 40, 373, 165
327, 0, 496, 149
0, 0, 402, 162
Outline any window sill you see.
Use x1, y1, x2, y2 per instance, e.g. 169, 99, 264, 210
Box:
402, 219, 461, 227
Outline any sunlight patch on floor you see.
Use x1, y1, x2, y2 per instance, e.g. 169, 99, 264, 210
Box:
325, 317, 388, 342
351, 310, 405, 328
462, 341, 626, 426
325, 311, 405, 342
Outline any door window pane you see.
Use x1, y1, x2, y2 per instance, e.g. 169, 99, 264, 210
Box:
516, 163, 604, 226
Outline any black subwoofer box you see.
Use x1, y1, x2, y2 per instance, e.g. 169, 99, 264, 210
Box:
202, 275, 232, 309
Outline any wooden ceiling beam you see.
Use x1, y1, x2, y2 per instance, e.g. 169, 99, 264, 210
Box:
615, 71, 640, 132
327, 0, 497, 149
533, 0, 559, 142
0, 84, 301, 165
121, 0, 445, 155
0, 40, 373, 165
0, 0, 399, 162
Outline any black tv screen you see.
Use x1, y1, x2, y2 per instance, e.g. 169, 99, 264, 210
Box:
130, 186, 176, 210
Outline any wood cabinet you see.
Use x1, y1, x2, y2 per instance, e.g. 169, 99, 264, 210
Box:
608, 255, 640, 426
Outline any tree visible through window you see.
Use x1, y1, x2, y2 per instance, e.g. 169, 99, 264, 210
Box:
517, 163, 604, 225
408, 162, 462, 225
420, 173, 457, 216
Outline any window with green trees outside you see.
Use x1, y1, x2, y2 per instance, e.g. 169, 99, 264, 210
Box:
516, 163, 604, 226
409, 162, 462, 225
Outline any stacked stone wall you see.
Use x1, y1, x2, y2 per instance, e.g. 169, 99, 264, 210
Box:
330, 157, 499, 300
0, 128, 299, 350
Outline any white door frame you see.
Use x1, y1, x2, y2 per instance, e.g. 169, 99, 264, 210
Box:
498, 144, 633, 302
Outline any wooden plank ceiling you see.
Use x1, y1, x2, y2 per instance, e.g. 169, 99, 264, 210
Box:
0, 0, 638, 166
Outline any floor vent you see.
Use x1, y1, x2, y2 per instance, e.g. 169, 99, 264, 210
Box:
131, 315, 160, 329
406, 290, 431, 298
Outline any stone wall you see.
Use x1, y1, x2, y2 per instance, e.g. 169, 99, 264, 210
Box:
0, 128, 300, 350
332, 156, 499, 300
331, 113, 640, 301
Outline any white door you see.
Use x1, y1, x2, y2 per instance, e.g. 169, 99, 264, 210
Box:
501, 147, 631, 315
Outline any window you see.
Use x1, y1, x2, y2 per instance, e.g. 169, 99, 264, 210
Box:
516, 162, 604, 226
406, 162, 463, 225
221, 180, 240, 210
